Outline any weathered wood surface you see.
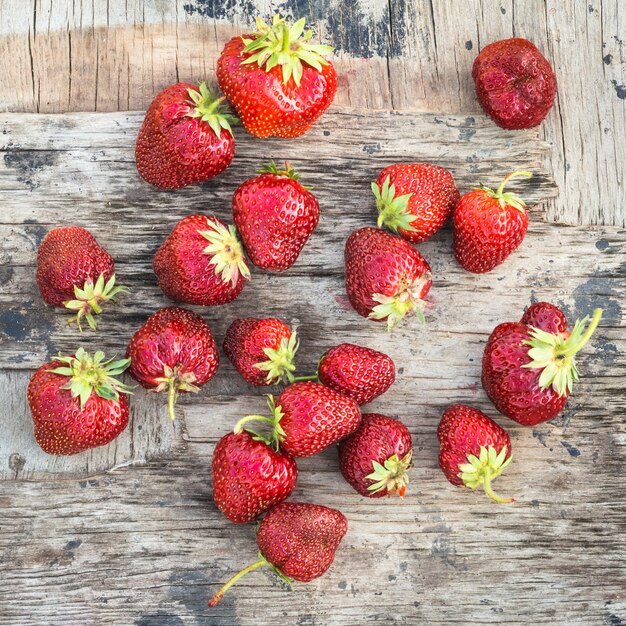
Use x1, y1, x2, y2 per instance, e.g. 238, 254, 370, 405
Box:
0, 0, 624, 227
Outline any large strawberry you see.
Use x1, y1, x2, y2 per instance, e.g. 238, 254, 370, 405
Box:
437, 404, 513, 503
482, 303, 602, 426
37, 226, 128, 331
217, 14, 337, 138
453, 171, 532, 273
211, 431, 297, 524
345, 227, 432, 330
473, 38, 557, 130
235, 382, 361, 457
338, 413, 413, 498
223, 317, 298, 386
135, 82, 237, 189
154, 214, 250, 305
27, 347, 133, 455
126, 307, 219, 420
232, 161, 320, 271
209, 502, 347, 606
372, 163, 459, 243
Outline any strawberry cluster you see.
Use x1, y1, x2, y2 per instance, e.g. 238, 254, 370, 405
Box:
25, 12, 603, 608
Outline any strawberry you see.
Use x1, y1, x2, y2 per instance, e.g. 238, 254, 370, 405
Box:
27, 347, 133, 455
235, 382, 361, 458
37, 226, 128, 331
345, 227, 432, 330
217, 14, 337, 138
126, 307, 219, 420
453, 171, 532, 273
154, 214, 250, 305
211, 431, 297, 524
437, 404, 513, 503
338, 413, 412, 498
482, 304, 602, 426
372, 163, 459, 243
232, 161, 320, 272
135, 82, 237, 189
223, 317, 298, 386
473, 38, 557, 130
209, 502, 347, 606
317, 343, 395, 405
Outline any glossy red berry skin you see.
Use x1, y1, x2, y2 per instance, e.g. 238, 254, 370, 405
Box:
473, 38, 556, 130
520, 301, 568, 334
338, 414, 412, 497
276, 382, 361, 457
135, 82, 235, 189
217, 36, 337, 139
437, 404, 511, 486
318, 343, 395, 405
211, 431, 298, 524
257, 502, 348, 582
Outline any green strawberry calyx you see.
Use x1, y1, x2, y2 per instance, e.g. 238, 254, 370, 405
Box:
258, 160, 310, 188
241, 14, 333, 87
233, 395, 286, 450
372, 176, 417, 234
369, 271, 432, 331
366, 450, 413, 497
186, 82, 238, 138
198, 218, 251, 288
522, 308, 603, 397
474, 170, 532, 213
209, 551, 292, 607
63, 273, 130, 333
153, 365, 201, 420
458, 445, 514, 504
47, 347, 133, 410
254, 330, 299, 385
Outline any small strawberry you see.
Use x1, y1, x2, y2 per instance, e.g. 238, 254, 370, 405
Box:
211, 431, 297, 524
473, 38, 557, 130
27, 347, 133, 455
338, 414, 413, 498
482, 304, 602, 426
37, 226, 129, 331
135, 82, 237, 189
154, 214, 250, 305
235, 382, 361, 458
217, 14, 337, 138
453, 171, 532, 273
372, 163, 459, 243
126, 307, 219, 420
209, 502, 347, 606
232, 161, 320, 272
437, 404, 513, 503
223, 317, 298, 386
345, 227, 432, 330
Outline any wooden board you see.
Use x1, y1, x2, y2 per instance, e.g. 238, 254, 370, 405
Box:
0, 108, 625, 625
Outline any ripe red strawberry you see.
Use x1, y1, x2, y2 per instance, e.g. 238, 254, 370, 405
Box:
27, 347, 133, 455
437, 404, 513, 503
211, 431, 297, 524
453, 171, 532, 273
223, 317, 298, 386
345, 227, 432, 330
37, 226, 128, 331
372, 163, 459, 243
473, 38, 557, 130
232, 161, 320, 272
135, 82, 237, 189
154, 214, 250, 305
338, 414, 412, 498
482, 304, 602, 426
217, 14, 337, 138
317, 343, 395, 405
126, 307, 219, 420
209, 501, 347, 606
236, 382, 361, 457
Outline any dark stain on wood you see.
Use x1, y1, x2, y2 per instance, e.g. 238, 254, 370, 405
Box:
3, 150, 57, 191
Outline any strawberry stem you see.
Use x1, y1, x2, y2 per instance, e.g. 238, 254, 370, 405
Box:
167, 378, 177, 421
482, 467, 515, 504
208, 559, 267, 607
558, 308, 602, 358
496, 170, 532, 196
233, 415, 276, 433
291, 374, 318, 382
